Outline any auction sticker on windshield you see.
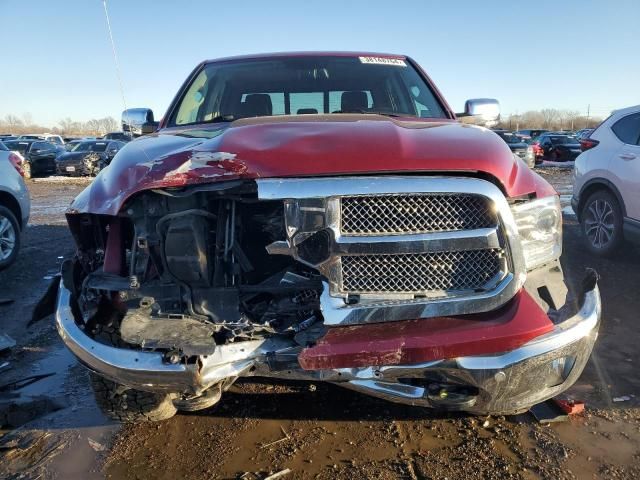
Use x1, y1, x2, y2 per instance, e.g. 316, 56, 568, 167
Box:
359, 56, 406, 67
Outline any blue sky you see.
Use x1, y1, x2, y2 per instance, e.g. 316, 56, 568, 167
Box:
1, 0, 637, 127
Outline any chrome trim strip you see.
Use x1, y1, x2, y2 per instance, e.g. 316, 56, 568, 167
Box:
334, 228, 501, 255
319, 276, 516, 325
258, 176, 527, 325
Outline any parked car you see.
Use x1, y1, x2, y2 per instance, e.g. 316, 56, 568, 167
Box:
0, 141, 30, 269
102, 131, 132, 142
41, 52, 600, 423
56, 140, 125, 176
572, 105, 640, 256
575, 128, 594, 140
0, 134, 18, 142
492, 129, 535, 167
64, 139, 83, 151
537, 134, 582, 161
3, 139, 59, 178
516, 129, 549, 139
17, 133, 65, 145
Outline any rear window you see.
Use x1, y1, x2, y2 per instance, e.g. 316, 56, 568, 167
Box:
549, 136, 574, 144
611, 113, 640, 145
4, 141, 29, 154
169, 56, 448, 126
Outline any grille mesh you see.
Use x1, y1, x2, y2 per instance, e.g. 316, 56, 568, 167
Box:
340, 194, 496, 235
341, 249, 503, 294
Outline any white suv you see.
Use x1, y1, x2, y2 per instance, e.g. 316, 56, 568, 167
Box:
572, 105, 640, 256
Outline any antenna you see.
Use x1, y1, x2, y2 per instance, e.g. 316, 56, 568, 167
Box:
101, 0, 128, 116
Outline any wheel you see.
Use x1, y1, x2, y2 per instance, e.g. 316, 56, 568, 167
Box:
580, 190, 623, 256
0, 206, 20, 270
89, 372, 177, 423
22, 161, 32, 180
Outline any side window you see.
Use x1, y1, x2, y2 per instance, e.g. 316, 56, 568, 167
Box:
174, 69, 209, 125
409, 85, 434, 118
33, 141, 50, 151
612, 113, 640, 145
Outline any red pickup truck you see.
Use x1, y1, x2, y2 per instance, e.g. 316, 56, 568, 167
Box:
49, 52, 600, 422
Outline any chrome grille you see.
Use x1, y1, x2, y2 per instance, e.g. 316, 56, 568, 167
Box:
341, 249, 503, 294
340, 194, 496, 235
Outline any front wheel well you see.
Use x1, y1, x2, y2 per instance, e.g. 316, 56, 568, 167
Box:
0, 191, 23, 229
577, 181, 625, 220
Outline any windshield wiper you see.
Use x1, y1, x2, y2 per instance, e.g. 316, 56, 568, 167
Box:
333, 109, 413, 118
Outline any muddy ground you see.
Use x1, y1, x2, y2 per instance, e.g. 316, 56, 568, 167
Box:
1, 168, 640, 479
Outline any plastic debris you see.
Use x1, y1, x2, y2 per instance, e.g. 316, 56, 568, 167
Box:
264, 469, 291, 480
613, 395, 631, 402
88, 438, 107, 452
553, 399, 585, 415
530, 401, 568, 423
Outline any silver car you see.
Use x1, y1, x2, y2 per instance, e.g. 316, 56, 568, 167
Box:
0, 141, 30, 269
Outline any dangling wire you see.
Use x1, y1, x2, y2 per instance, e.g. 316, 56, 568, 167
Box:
102, 0, 127, 113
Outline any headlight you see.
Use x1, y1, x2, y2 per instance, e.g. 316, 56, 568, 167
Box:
511, 196, 562, 271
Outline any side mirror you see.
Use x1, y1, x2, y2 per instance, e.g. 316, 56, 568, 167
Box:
459, 98, 500, 127
122, 108, 159, 137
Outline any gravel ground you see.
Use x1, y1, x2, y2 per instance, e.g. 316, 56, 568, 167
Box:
1, 170, 640, 479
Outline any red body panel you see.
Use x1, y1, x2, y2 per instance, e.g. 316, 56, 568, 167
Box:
298, 291, 554, 370
68, 116, 553, 217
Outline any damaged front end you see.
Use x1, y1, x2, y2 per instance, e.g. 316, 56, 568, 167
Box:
50, 176, 600, 417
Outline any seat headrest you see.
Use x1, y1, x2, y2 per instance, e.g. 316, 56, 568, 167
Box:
242, 94, 273, 117
297, 108, 318, 114
341, 91, 368, 112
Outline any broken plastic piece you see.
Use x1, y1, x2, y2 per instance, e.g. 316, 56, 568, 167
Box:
530, 400, 569, 423
553, 399, 585, 415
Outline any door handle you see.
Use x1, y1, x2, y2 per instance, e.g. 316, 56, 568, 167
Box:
619, 153, 636, 161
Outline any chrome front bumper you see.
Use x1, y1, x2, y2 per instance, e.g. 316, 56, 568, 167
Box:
56, 283, 601, 414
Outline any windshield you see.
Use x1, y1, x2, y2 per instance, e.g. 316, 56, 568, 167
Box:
71, 141, 108, 152
169, 56, 448, 126
4, 141, 30, 154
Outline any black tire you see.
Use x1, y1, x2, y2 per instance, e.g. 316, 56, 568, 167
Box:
580, 190, 623, 257
89, 372, 177, 423
0, 206, 20, 271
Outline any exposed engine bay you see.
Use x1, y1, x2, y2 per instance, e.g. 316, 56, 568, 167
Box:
68, 181, 325, 360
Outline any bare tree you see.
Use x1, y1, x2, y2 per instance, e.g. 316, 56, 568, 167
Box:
58, 117, 75, 134
98, 116, 118, 134
3, 114, 23, 131
562, 110, 581, 131
540, 109, 560, 129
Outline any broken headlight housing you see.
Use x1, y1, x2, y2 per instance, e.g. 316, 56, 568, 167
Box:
511, 195, 562, 271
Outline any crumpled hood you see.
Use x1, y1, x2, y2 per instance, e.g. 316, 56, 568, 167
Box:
69, 115, 547, 216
